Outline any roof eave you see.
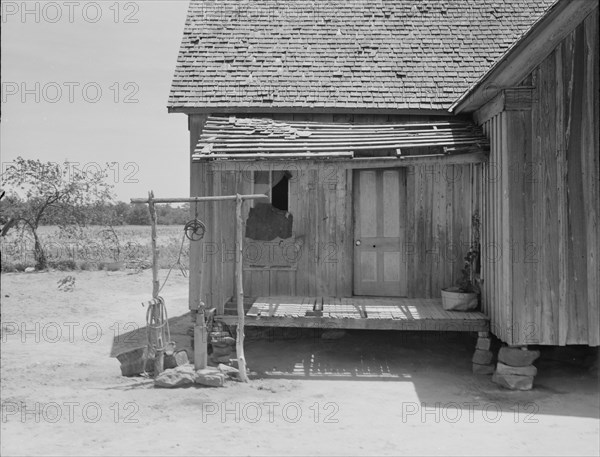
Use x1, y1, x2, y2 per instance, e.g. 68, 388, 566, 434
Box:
167, 106, 455, 116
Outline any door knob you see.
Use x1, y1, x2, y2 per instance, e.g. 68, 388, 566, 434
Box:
355, 240, 361, 246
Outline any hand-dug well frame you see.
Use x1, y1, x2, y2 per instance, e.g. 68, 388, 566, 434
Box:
131, 191, 269, 382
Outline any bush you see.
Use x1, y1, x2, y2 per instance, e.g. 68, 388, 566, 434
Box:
1, 261, 35, 272
78, 261, 95, 271
49, 259, 77, 271
1, 262, 17, 272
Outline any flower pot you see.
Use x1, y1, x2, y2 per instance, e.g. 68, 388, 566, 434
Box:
441, 287, 479, 311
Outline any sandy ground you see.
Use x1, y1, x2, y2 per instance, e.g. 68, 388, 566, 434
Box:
1, 270, 599, 456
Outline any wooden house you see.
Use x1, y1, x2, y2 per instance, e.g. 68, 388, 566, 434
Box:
452, 0, 599, 346
167, 0, 597, 345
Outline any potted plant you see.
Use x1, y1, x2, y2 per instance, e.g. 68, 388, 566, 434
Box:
441, 211, 481, 311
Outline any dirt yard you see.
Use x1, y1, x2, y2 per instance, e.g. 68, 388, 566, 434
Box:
1, 270, 599, 456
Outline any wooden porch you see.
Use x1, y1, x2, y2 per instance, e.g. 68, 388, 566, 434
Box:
217, 296, 489, 332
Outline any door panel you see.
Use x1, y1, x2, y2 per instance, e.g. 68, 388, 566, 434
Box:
354, 169, 407, 296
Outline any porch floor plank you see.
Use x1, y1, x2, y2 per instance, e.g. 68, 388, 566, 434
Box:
219, 296, 489, 332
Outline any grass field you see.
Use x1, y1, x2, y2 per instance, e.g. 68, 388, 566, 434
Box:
1, 225, 188, 272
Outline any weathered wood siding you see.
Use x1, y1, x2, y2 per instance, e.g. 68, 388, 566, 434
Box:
480, 10, 599, 346
406, 162, 480, 299
189, 113, 480, 313
480, 112, 512, 344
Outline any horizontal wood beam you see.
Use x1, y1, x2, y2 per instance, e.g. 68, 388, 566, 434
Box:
201, 151, 488, 170
195, 152, 353, 160
216, 315, 489, 332
201, 131, 481, 140
207, 119, 471, 129
130, 194, 269, 204
169, 106, 453, 116
199, 134, 486, 146
196, 139, 488, 155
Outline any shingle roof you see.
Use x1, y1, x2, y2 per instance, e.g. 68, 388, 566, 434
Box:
451, 0, 597, 113
169, 0, 555, 112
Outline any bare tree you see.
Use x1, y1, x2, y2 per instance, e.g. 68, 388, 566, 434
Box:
1, 157, 114, 269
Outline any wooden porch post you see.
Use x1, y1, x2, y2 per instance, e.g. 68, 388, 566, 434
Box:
235, 194, 249, 382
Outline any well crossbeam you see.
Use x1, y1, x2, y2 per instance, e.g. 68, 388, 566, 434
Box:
131, 192, 268, 382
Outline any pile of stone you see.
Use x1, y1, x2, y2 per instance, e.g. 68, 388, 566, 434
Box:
164, 349, 190, 369
154, 363, 240, 388
117, 346, 190, 377
210, 331, 237, 365
492, 346, 540, 390
472, 332, 495, 375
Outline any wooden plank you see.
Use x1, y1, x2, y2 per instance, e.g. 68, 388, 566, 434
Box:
200, 138, 488, 153
508, 109, 529, 346
416, 162, 429, 297
398, 170, 408, 297
501, 112, 513, 344
200, 130, 486, 141
207, 118, 473, 129
217, 315, 489, 332
542, 51, 559, 345
316, 164, 329, 297
307, 168, 319, 296
294, 162, 310, 296
209, 152, 489, 170
172, 106, 455, 116
445, 163, 455, 295
480, 122, 489, 319
527, 69, 541, 346
223, 170, 237, 309
485, 118, 493, 335
339, 169, 353, 296
492, 114, 502, 342
189, 114, 208, 312
212, 169, 224, 314
431, 156, 445, 296
474, 92, 505, 125
555, 44, 568, 346
565, 24, 590, 345
198, 152, 354, 160
405, 160, 416, 298
328, 160, 341, 297
583, 12, 600, 346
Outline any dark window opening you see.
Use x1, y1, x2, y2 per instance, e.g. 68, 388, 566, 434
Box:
246, 170, 293, 241
271, 171, 290, 211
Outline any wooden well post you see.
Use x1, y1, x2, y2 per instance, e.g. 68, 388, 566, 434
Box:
132, 192, 267, 382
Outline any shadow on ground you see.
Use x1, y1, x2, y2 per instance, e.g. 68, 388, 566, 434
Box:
110, 311, 194, 358
111, 314, 599, 419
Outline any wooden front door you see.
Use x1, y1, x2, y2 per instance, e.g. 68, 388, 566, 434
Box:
353, 169, 407, 296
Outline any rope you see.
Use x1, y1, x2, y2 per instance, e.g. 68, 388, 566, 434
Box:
146, 296, 171, 349
158, 232, 187, 294
142, 296, 172, 376
140, 218, 204, 375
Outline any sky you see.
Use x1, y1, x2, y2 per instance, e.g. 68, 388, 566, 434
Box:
1, 0, 192, 202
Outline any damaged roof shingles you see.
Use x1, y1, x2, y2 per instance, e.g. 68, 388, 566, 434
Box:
168, 0, 555, 111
